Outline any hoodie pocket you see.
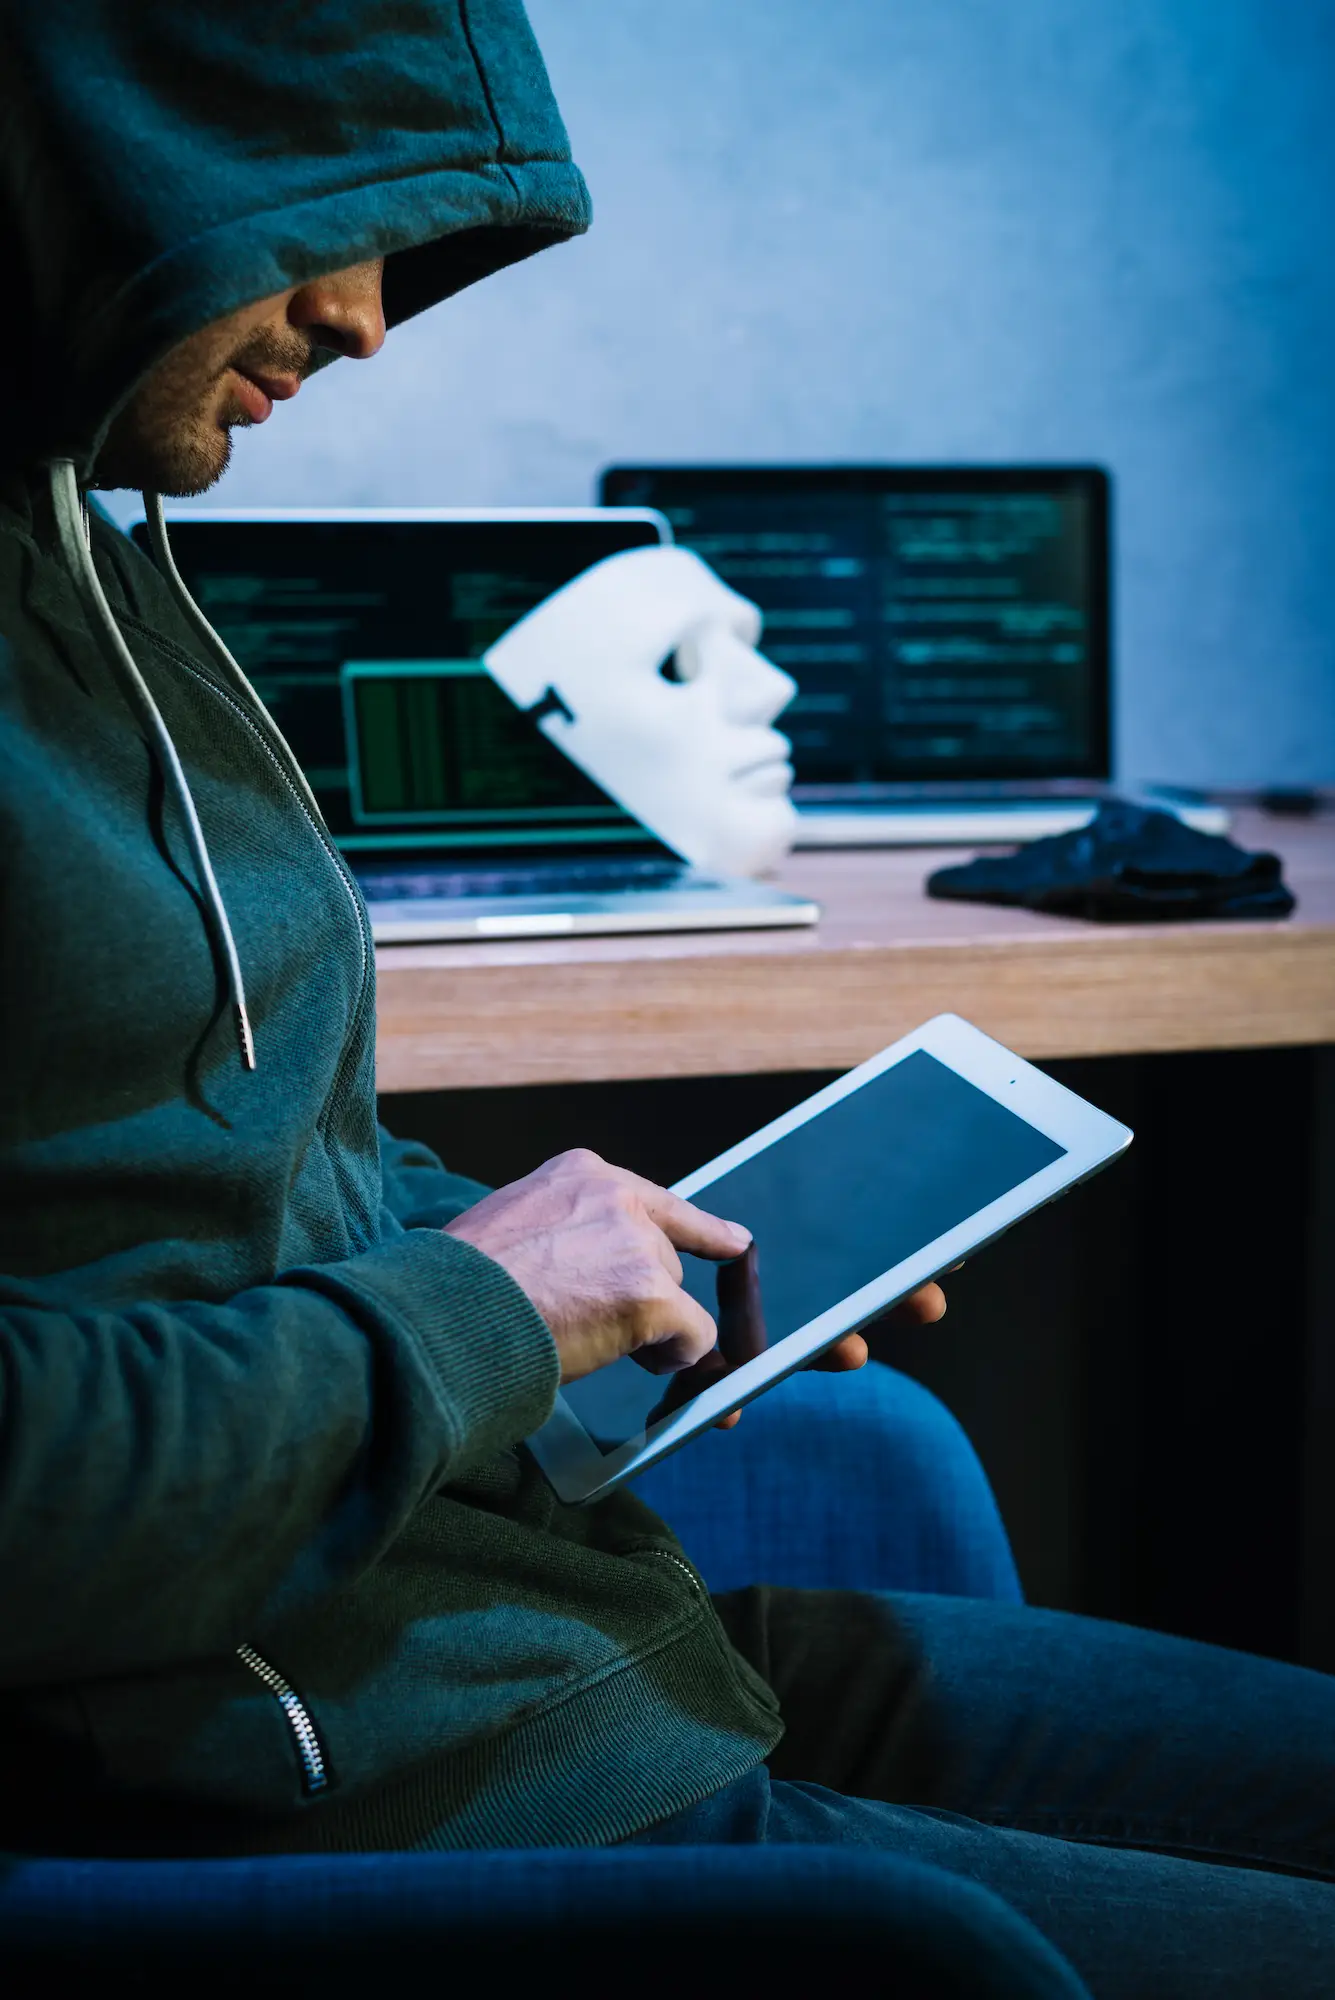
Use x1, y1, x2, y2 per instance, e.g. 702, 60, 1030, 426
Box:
236, 1642, 330, 1796
75, 1647, 335, 1816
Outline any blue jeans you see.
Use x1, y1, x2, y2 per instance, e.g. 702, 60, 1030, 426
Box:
630, 1589, 1335, 1998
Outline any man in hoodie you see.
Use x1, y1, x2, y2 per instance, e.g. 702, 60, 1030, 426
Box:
2, 3, 1334, 1991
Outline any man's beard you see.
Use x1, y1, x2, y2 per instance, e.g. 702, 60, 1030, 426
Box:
93, 323, 313, 495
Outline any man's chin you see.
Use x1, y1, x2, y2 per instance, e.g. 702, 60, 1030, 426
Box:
93, 421, 234, 497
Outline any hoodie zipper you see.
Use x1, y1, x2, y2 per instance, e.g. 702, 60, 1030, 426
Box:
642, 1550, 702, 1595
236, 1643, 329, 1796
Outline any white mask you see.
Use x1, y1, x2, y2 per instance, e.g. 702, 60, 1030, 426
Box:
483, 546, 798, 877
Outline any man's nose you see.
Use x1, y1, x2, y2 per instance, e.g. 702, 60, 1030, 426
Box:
288, 258, 387, 361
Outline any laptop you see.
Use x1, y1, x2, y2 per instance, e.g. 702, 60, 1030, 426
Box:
599, 465, 1227, 844
129, 509, 819, 942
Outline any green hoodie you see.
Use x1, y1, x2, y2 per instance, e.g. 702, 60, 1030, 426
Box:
0, 0, 780, 1855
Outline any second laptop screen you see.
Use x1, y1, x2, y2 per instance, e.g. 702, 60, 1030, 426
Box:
600, 467, 1107, 788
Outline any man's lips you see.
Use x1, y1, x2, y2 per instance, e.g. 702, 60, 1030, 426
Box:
228, 367, 302, 423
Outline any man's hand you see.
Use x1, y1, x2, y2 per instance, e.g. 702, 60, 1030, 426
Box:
444, 1149, 749, 1384
812, 1276, 950, 1378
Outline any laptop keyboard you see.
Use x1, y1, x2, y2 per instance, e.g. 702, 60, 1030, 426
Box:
357, 856, 704, 902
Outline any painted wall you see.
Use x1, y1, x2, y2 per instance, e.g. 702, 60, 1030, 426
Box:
126, 0, 1335, 786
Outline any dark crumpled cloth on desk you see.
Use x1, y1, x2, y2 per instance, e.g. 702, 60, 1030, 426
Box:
926, 802, 1296, 922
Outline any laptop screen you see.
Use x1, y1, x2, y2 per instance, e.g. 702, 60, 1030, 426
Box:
130, 514, 671, 858
598, 467, 1109, 792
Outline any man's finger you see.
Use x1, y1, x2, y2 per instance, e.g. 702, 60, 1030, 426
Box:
631, 1281, 720, 1375
717, 1242, 767, 1365
643, 1341, 731, 1421
633, 1178, 751, 1263
809, 1332, 868, 1372
891, 1282, 947, 1326
645, 1229, 684, 1287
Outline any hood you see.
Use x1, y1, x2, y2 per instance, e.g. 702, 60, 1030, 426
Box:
0, 0, 592, 477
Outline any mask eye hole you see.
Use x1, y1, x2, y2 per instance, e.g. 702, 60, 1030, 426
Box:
657, 652, 685, 683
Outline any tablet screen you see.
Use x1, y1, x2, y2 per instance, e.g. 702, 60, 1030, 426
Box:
559, 1050, 1065, 1453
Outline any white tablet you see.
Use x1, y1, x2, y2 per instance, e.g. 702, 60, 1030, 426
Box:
525, 1014, 1133, 1504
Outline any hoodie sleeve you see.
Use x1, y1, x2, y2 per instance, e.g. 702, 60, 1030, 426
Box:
0, 1229, 559, 1687
378, 1121, 492, 1229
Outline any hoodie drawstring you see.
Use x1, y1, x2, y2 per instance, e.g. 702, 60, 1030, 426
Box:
142, 493, 327, 825
45, 458, 256, 1070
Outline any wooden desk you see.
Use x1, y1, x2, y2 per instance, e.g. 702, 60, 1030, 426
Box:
375, 809, 1335, 1092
